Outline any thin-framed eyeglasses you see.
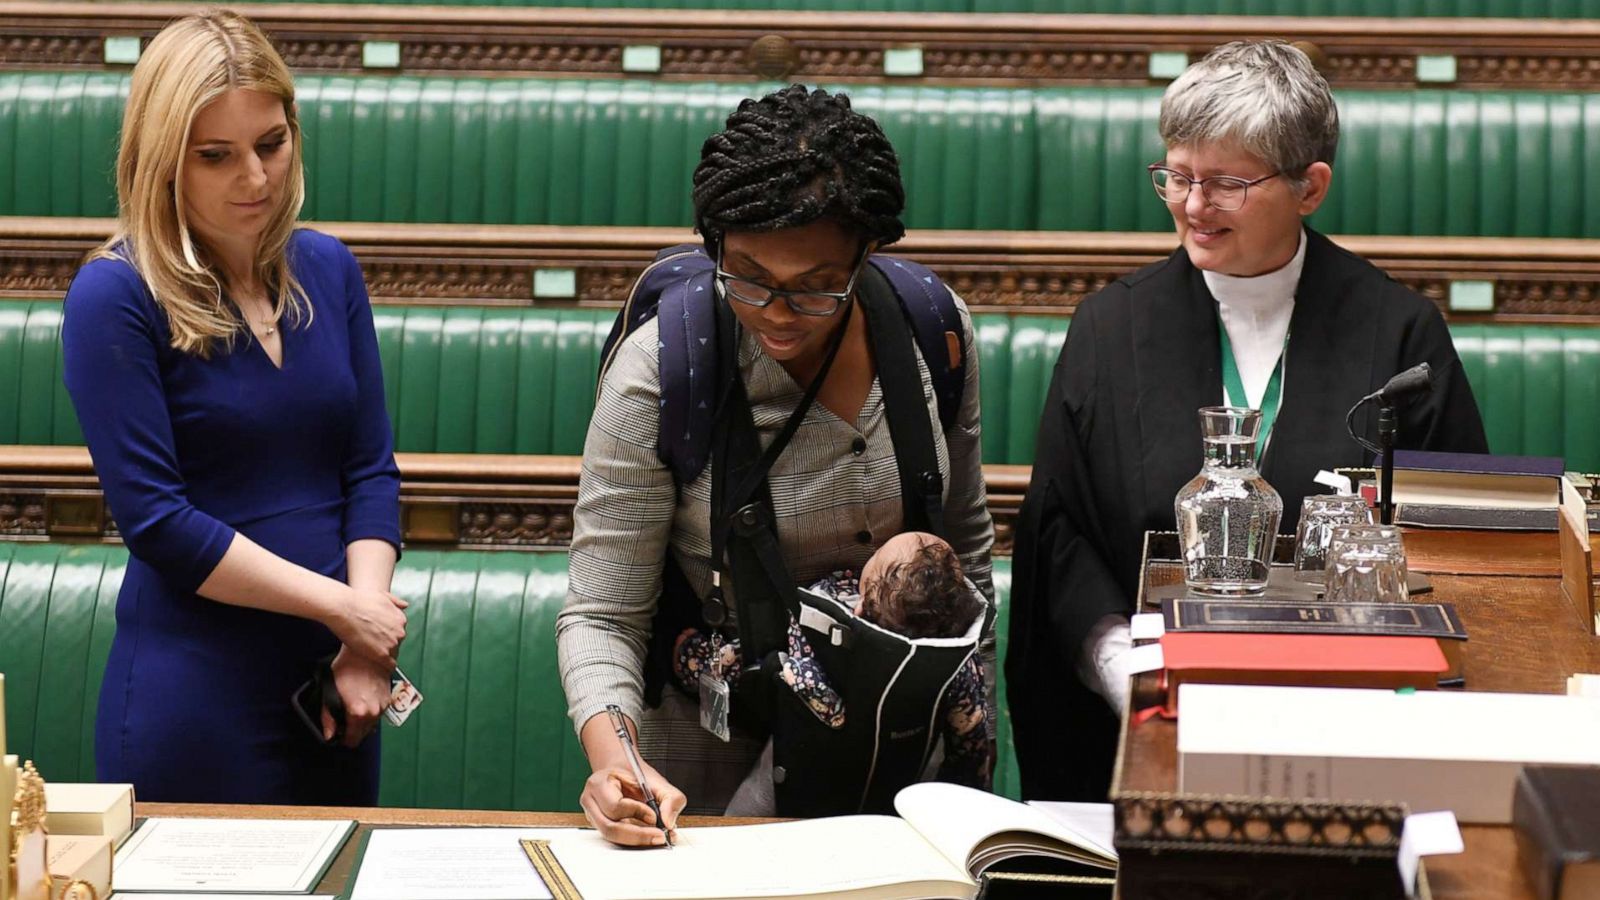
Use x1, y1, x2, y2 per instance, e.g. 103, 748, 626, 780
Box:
714, 246, 867, 317
1148, 165, 1282, 212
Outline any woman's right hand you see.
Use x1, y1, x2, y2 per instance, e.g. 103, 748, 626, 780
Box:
331, 587, 408, 667
577, 710, 687, 846
580, 758, 686, 847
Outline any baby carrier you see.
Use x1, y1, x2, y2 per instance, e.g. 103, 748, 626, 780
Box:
599, 244, 989, 816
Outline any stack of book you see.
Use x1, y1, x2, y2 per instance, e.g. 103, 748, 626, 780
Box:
1134, 595, 1470, 708
1382, 450, 1566, 576
42, 783, 133, 900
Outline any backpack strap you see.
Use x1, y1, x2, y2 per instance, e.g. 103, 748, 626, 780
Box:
655, 271, 720, 484
597, 243, 709, 389
856, 266, 946, 537
866, 255, 966, 435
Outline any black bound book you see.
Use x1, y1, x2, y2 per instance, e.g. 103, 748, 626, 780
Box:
1514, 766, 1600, 900
1159, 597, 1467, 683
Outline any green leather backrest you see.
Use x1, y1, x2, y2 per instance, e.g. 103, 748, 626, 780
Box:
0, 541, 1023, 806
974, 313, 1072, 465
371, 306, 613, 455
0, 302, 83, 445
1451, 324, 1600, 467
15, 299, 1600, 467
8, 73, 1600, 237
0, 543, 595, 810
227, 0, 1600, 14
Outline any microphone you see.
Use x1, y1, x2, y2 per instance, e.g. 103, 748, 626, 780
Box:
1363, 362, 1432, 406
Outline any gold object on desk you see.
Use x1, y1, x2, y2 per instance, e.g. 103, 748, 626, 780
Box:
10, 761, 49, 900
520, 840, 583, 900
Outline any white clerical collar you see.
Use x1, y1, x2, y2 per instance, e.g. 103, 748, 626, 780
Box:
1203, 230, 1307, 311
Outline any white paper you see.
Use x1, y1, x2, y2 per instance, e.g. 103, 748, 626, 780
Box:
349, 828, 563, 900
1129, 613, 1166, 641
111, 895, 336, 899
545, 817, 971, 899
113, 818, 354, 893
1025, 801, 1116, 860
1125, 642, 1165, 674
1314, 470, 1354, 495
1398, 811, 1464, 898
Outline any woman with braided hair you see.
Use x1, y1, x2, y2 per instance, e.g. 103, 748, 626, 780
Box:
557, 84, 995, 844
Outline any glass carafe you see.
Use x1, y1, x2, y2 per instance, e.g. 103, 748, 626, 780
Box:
1174, 406, 1283, 594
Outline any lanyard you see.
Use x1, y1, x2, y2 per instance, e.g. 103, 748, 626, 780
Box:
1217, 314, 1288, 456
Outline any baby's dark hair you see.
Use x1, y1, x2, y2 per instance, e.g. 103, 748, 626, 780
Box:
691, 84, 906, 253
861, 539, 980, 640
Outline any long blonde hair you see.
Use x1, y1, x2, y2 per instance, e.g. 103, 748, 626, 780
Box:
94, 9, 310, 356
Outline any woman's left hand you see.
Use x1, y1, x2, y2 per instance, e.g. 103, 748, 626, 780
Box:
325, 646, 391, 748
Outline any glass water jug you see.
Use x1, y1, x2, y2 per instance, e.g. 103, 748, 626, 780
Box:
1174, 406, 1283, 594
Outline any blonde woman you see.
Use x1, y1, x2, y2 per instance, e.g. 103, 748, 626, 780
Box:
61, 10, 406, 803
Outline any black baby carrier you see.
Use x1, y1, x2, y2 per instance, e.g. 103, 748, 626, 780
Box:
599, 243, 989, 816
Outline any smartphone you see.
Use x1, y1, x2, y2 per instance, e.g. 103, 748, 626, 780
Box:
291, 677, 333, 744
291, 667, 425, 742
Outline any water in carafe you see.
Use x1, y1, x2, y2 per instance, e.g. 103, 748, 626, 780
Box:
1175, 407, 1283, 594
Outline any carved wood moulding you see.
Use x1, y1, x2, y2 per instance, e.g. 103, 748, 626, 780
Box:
0, 447, 1028, 554
4, 3, 1600, 88
6, 217, 1600, 323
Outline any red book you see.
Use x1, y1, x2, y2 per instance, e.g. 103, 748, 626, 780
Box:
1158, 632, 1449, 710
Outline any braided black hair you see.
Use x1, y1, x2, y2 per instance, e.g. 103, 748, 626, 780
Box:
692, 85, 906, 252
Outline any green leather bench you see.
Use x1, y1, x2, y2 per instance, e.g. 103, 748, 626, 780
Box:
6, 73, 1600, 236
7, 300, 1599, 468
227, 0, 1600, 15
0, 542, 1024, 807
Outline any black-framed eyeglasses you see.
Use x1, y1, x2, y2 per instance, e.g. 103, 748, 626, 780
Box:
714, 247, 867, 318
1148, 165, 1282, 212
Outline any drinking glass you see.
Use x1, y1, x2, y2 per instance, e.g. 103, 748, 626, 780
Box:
1293, 495, 1374, 582
1324, 523, 1408, 603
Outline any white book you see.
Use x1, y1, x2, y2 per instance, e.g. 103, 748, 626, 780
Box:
1177, 684, 1600, 823
45, 784, 135, 846
47, 834, 112, 900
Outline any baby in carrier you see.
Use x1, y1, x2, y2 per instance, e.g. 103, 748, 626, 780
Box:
673, 532, 995, 811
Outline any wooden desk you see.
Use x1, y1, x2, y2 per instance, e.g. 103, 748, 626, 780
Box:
136, 803, 765, 896
1114, 570, 1600, 900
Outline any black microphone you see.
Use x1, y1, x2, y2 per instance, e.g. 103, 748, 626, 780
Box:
1363, 362, 1432, 406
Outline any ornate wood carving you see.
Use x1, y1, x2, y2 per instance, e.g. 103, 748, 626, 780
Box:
6, 218, 1600, 324
3, 3, 1600, 89
0, 447, 1022, 552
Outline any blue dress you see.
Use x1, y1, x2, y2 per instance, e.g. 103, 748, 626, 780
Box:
62, 230, 401, 805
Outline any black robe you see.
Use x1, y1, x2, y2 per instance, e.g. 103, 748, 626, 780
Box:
1005, 229, 1489, 802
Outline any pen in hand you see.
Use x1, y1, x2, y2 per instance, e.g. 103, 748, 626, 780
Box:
605, 704, 674, 848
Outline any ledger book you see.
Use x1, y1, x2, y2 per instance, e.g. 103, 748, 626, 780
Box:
535, 782, 1115, 899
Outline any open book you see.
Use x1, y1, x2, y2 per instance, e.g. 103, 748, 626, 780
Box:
529, 782, 1116, 900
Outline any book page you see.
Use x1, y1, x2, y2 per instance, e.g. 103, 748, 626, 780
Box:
1025, 802, 1115, 859
349, 828, 565, 900
546, 816, 974, 900
893, 783, 1116, 878
113, 817, 353, 893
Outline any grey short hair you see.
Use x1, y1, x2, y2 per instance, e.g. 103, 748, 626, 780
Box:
1159, 40, 1339, 180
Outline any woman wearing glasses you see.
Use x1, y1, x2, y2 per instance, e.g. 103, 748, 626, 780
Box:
1007, 40, 1487, 802
557, 85, 994, 843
